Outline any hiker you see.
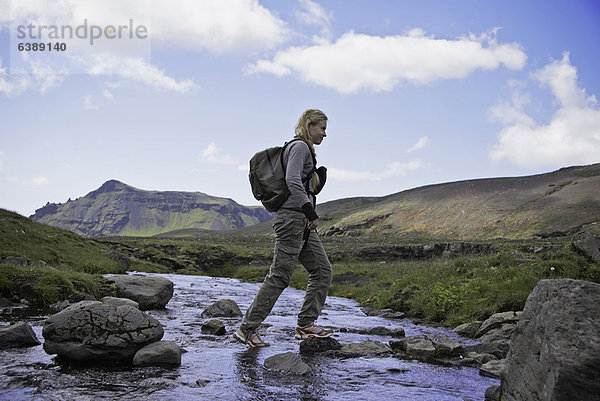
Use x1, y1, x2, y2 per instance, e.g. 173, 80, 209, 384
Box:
234, 109, 333, 347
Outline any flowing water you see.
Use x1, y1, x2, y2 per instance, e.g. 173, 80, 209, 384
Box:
0, 273, 498, 400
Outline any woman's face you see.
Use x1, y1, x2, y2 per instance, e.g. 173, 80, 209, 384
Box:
309, 120, 327, 145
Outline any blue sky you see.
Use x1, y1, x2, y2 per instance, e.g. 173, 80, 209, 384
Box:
1, 0, 599, 217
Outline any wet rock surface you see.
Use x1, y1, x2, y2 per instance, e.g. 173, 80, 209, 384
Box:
107, 274, 174, 310
1, 274, 497, 400
201, 298, 243, 318
264, 352, 312, 375
100, 296, 140, 309
336, 340, 393, 357
42, 301, 164, 363
299, 337, 342, 354
0, 321, 40, 349
201, 319, 226, 335
133, 341, 183, 367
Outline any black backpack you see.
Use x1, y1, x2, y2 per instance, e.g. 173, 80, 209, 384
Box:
249, 138, 315, 212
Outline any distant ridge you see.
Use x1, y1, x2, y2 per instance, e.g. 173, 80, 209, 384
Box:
30, 180, 273, 237
315, 163, 600, 240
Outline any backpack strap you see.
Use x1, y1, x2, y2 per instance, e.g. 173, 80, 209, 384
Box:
282, 138, 317, 201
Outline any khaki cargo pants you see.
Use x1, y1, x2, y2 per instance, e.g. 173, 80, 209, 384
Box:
241, 208, 332, 331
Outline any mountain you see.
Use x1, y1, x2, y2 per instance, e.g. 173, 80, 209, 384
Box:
30, 180, 273, 237
315, 164, 600, 240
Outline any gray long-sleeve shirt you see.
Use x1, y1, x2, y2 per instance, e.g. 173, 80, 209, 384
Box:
280, 139, 316, 213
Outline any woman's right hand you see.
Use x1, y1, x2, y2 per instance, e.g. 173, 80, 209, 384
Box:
307, 218, 319, 231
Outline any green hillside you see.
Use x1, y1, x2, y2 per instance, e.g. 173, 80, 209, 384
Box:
30, 180, 273, 237
0, 209, 129, 308
316, 164, 600, 240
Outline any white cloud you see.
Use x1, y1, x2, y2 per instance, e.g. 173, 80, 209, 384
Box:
295, 0, 333, 42
102, 81, 122, 100
200, 143, 237, 165
247, 29, 526, 94
82, 94, 100, 110
31, 176, 49, 186
0, 150, 5, 172
1, 55, 195, 97
0, 61, 26, 96
0, 58, 63, 96
28, 59, 65, 92
490, 53, 600, 168
6, 0, 288, 54
329, 160, 424, 182
83, 55, 197, 93
3, 0, 282, 95
151, 0, 289, 54
406, 136, 430, 153
488, 79, 534, 126
102, 89, 113, 100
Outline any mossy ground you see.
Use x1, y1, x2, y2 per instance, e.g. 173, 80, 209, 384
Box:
0, 209, 127, 309
2, 208, 599, 324
204, 237, 600, 325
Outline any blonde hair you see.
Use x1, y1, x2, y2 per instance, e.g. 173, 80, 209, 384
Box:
294, 109, 327, 191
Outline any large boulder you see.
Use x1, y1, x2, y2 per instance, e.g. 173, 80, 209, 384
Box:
108, 275, 173, 310
572, 231, 600, 262
0, 321, 40, 349
42, 301, 164, 363
499, 279, 600, 401
201, 299, 242, 318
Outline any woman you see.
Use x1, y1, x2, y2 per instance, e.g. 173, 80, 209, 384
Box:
234, 109, 333, 347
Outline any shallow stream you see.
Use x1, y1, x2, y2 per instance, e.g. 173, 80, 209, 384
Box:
0, 273, 498, 400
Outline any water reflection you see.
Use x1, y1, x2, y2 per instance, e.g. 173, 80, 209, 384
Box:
235, 348, 262, 393
234, 347, 327, 401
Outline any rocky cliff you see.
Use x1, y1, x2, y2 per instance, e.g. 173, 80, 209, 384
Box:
30, 180, 272, 237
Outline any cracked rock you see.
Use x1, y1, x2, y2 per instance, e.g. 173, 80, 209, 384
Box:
42, 300, 163, 363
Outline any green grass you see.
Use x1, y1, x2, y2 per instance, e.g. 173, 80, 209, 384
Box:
0, 209, 156, 309
212, 242, 600, 326
1, 209, 124, 274
334, 244, 599, 325
0, 263, 106, 308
